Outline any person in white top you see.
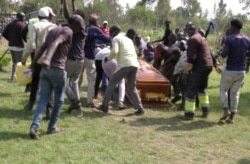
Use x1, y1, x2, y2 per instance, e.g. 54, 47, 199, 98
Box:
99, 47, 127, 109
21, 7, 57, 118
97, 26, 144, 115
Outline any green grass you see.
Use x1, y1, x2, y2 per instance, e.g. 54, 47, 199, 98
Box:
0, 64, 250, 164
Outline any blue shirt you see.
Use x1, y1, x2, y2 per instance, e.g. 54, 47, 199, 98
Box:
84, 25, 111, 59
224, 33, 250, 71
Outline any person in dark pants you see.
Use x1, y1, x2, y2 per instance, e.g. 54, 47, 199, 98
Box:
2, 12, 26, 81
182, 22, 213, 120
21, 7, 57, 120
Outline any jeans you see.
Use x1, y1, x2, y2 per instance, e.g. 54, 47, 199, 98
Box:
30, 68, 66, 132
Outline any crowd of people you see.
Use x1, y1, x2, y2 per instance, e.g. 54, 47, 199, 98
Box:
2, 0, 250, 139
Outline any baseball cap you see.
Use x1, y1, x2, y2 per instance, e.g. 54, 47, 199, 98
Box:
69, 15, 85, 29
103, 20, 108, 24
43, 6, 56, 17
38, 8, 49, 17
89, 13, 99, 21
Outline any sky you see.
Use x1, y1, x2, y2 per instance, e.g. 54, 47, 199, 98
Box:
119, 0, 247, 18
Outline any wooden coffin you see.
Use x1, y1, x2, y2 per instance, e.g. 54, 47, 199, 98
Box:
127, 58, 171, 108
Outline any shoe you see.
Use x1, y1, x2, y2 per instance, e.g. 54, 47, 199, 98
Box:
24, 101, 34, 111
220, 110, 231, 120
171, 95, 182, 103
29, 129, 40, 140
135, 108, 145, 115
183, 112, 194, 120
67, 102, 82, 114
47, 127, 64, 134
118, 102, 128, 110
45, 107, 52, 120
96, 105, 108, 113
87, 103, 96, 108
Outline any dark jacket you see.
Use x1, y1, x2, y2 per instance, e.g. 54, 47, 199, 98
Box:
2, 19, 26, 48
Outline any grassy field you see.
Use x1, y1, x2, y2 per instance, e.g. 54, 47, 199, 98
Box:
0, 56, 250, 164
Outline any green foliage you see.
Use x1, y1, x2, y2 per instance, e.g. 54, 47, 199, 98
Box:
0, 53, 11, 70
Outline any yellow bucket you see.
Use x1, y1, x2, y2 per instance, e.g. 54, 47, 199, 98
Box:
16, 63, 32, 85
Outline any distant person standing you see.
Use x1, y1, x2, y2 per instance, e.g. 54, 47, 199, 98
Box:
2, 12, 26, 81
219, 19, 250, 124
151, 18, 172, 46
29, 15, 85, 140
100, 20, 110, 35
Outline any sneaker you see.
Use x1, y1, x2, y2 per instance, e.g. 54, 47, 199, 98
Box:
134, 108, 145, 115
96, 105, 109, 113
220, 110, 231, 120
24, 101, 34, 111
29, 129, 40, 140
118, 102, 128, 110
47, 127, 64, 134
171, 95, 182, 103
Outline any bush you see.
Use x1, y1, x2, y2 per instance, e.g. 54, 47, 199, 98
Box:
0, 52, 11, 70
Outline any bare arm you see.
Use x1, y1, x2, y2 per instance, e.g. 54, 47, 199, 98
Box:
63, 0, 71, 21
72, 0, 76, 12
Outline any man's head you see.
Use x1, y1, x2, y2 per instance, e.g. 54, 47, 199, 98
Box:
103, 20, 108, 28
68, 15, 85, 33
89, 13, 99, 25
43, 6, 56, 21
109, 25, 121, 38
16, 12, 25, 21
185, 22, 197, 37
230, 19, 242, 31
126, 28, 136, 41
38, 7, 49, 19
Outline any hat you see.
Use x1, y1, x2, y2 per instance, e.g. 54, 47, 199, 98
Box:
89, 13, 99, 21
103, 20, 108, 24
38, 8, 49, 17
43, 6, 56, 17
69, 15, 85, 29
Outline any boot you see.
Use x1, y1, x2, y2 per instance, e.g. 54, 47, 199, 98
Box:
201, 107, 209, 118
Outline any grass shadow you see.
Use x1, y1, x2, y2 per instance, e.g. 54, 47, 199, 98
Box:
237, 158, 250, 164
129, 115, 218, 131
0, 107, 33, 120
0, 131, 31, 141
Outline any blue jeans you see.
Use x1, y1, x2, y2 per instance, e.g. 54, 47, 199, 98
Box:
30, 68, 66, 132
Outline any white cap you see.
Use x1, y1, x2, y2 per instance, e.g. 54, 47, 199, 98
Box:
103, 20, 108, 24
38, 8, 49, 17
43, 6, 56, 16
